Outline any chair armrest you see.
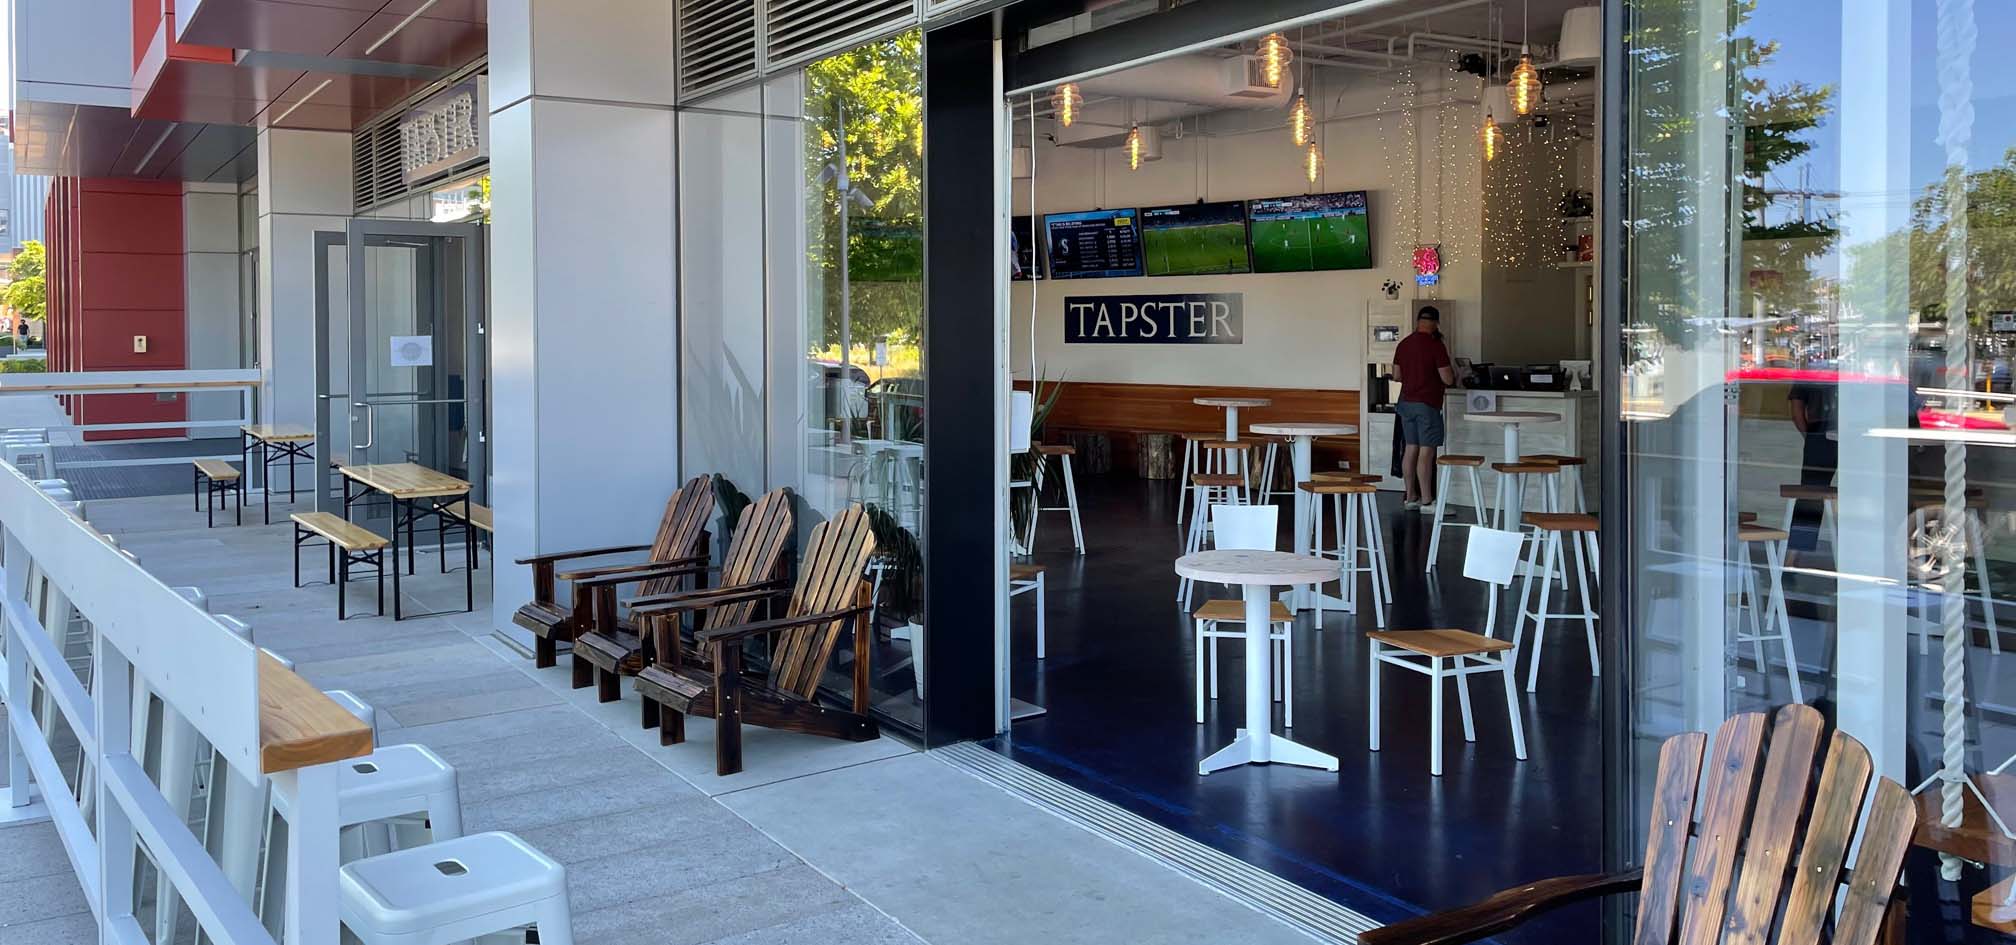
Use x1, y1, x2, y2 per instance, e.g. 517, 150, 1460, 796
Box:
514, 543, 651, 566
1356, 870, 1641, 945
695, 606, 870, 645
570, 559, 710, 590
554, 555, 705, 582
630, 580, 789, 616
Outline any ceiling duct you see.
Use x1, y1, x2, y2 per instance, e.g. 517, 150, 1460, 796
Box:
1052, 54, 1295, 149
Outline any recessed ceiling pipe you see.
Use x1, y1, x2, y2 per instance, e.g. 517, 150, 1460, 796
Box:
1403, 31, 1527, 58
1301, 0, 1496, 45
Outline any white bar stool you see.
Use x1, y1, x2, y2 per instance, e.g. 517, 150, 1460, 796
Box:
1199, 440, 1255, 503
1175, 432, 1216, 525
1492, 461, 1562, 531
1425, 454, 1490, 573
1191, 505, 1294, 725
1511, 512, 1600, 692
1178, 473, 1247, 602
339, 831, 573, 945
1010, 563, 1046, 659
1734, 522, 1804, 703
1025, 443, 1085, 555
1778, 483, 1839, 549
1368, 629, 1526, 777
1255, 437, 1299, 506
1522, 454, 1589, 512
1300, 479, 1391, 626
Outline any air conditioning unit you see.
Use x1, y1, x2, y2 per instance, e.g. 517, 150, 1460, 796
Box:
1220, 56, 1290, 99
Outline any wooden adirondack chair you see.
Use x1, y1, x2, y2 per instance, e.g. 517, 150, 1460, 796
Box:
573, 487, 794, 703
634, 505, 880, 776
510, 475, 714, 668
1361, 704, 1914, 945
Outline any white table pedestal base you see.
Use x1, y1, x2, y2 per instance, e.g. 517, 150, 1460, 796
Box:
1198, 585, 1339, 775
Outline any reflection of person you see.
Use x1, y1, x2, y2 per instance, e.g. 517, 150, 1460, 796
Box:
1393, 306, 1456, 510
1786, 379, 1838, 552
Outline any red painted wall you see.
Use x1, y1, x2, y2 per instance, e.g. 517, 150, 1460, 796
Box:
45, 177, 189, 439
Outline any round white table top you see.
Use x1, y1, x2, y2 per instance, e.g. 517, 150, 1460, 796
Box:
1194, 397, 1273, 408
1250, 421, 1359, 437
1175, 550, 1339, 586
1466, 410, 1561, 424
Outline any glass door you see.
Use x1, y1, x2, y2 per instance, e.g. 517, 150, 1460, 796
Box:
317, 220, 485, 529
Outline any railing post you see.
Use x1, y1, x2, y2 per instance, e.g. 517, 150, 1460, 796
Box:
94, 630, 136, 930
274, 764, 341, 945
4, 526, 35, 815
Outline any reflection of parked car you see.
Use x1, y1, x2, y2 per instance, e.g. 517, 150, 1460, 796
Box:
868, 376, 924, 439
810, 358, 870, 422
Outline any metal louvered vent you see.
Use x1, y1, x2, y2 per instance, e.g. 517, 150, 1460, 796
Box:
351, 125, 383, 209
678, 0, 760, 99
764, 0, 916, 70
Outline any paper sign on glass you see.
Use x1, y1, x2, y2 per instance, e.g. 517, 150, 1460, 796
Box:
390, 335, 433, 368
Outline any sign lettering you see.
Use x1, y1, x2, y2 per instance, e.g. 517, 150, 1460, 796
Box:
1063, 294, 1243, 345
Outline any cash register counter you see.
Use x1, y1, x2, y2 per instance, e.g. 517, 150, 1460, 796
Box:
1362, 389, 1600, 512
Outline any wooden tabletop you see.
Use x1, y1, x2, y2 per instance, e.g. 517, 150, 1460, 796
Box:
1175, 550, 1339, 586
1466, 410, 1561, 423
338, 462, 472, 499
1250, 421, 1359, 437
1194, 397, 1273, 408
259, 652, 373, 773
242, 424, 316, 443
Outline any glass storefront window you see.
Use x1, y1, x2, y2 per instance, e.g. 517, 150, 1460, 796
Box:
431, 174, 491, 224
1620, 0, 2016, 934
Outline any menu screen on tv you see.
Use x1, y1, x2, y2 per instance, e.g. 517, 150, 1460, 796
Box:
1246, 191, 1373, 272
1140, 201, 1251, 276
1045, 209, 1144, 279
1010, 215, 1043, 280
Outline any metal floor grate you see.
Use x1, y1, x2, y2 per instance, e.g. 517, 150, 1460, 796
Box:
934, 742, 1379, 945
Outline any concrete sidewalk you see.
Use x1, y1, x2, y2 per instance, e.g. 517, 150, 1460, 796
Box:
0, 494, 1322, 945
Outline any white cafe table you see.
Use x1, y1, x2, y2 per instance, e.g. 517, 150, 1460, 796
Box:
1195, 396, 1272, 442
1176, 549, 1342, 775
1465, 410, 1559, 531
1250, 421, 1360, 613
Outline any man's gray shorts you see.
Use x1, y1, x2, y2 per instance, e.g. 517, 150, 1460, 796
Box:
1395, 400, 1445, 447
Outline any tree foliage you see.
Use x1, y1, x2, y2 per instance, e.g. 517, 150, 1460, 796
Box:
5, 241, 46, 322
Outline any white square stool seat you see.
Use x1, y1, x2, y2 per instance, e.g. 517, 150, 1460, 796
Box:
340, 831, 572, 945
272, 743, 462, 844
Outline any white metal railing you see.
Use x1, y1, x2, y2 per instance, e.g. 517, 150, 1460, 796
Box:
0, 459, 350, 945
0, 369, 261, 472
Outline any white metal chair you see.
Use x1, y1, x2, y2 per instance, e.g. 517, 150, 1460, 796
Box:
1192, 505, 1296, 725
1178, 472, 1248, 602
1462, 525, 1526, 640
339, 831, 573, 945
1011, 563, 1046, 659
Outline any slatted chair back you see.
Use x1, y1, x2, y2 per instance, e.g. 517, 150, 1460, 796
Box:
1631, 704, 1915, 945
769, 505, 878, 699
702, 488, 794, 630
638, 475, 717, 597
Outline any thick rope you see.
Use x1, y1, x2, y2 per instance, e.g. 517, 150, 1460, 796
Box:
1934, 0, 1978, 883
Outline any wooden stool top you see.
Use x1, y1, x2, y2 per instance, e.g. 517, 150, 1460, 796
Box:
1034, 444, 1076, 456
1737, 511, 1759, 525
1522, 453, 1586, 467
1010, 563, 1046, 580
1192, 473, 1245, 487
1312, 471, 1380, 483
1737, 524, 1791, 543
1181, 432, 1219, 442
1199, 440, 1252, 451
1299, 480, 1376, 495
1368, 629, 1514, 657
1779, 483, 1838, 500
1525, 512, 1598, 532
1436, 454, 1486, 467
1492, 462, 1560, 475
1192, 599, 1294, 622
194, 459, 241, 481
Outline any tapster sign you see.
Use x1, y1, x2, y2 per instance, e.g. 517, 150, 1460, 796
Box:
1064, 293, 1243, 345
399, 78, 488, 185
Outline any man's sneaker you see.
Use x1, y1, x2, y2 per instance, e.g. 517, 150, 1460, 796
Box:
1402, 498, 1421, 511
1419, 500, 1439, 514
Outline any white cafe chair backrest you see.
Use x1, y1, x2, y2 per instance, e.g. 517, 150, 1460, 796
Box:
1462, 526, 1524, 589
1210, 504, 1279, 552
1009, 390, 1034, 454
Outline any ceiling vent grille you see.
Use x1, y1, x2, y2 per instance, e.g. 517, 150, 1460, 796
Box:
763, 0, 916, 71
678, 0, 761, 99
351, 124, 389, 210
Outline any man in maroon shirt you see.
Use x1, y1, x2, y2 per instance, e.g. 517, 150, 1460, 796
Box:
1392, 305, 1456, 509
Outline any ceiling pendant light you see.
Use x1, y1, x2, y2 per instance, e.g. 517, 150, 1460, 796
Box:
1289, 92, 1313, 147
1258, 33, 1293, 88
1303, 141, 1323, 185
1126, 124, 1145, 171
1052, 83, 1081, 128
1507, 0, 1542, 115
1481, 114, 1502, 161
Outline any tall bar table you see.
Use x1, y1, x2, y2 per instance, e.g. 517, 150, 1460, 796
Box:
1194, 396, 1272, 442
1465, 410, 1559, 531
1251, 421, 1360, 613
1177, 549, 1341, 774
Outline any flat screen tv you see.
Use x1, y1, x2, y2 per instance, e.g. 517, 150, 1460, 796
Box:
1044, 208, 1144, 279
1010, 215, 1043, 281
1246, 190, 1373, 273
1140, 201, 1251, 276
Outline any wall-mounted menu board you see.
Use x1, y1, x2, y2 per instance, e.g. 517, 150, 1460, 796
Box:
1045, 209, 1144, 279
1140, 201, 1251, 276
1246, 191, 1373, 273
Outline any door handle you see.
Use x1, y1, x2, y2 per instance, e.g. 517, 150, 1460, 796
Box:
353, 403, 376, 450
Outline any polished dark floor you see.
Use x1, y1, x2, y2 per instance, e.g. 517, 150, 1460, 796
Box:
991, 472, 1603, 942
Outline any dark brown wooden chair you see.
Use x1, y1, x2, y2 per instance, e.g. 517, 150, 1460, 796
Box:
509, 475, 714, 669
572, 487, 793, 703
1360, 704, 1914, 945
634, 505, 880, 776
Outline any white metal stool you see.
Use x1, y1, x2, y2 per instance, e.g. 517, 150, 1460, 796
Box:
1025, 443, 1085, 555
1511, 512, 1600, 692
1300, 479, 1391, 626
1368, 629, 1526, 777
1255, 437, 1299, 506
1492, 461, 1562, 531
4, 438, 52, 478
270, 743, 462, 866
1778, 482, 1839, 550
1198, 440, 1255, 504
1011, 563, 1047, 659
1734, 523, 1804, 703
1178, 473, 1247, 602
339, 831, 573, 945
1175, 432, 1216, 524
1426, 454, 1490, 573
1522, 454, 1589, 512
